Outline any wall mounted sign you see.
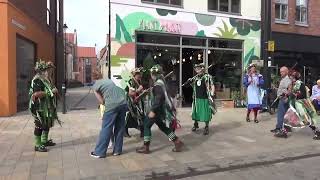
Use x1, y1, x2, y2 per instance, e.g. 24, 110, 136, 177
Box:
139, 19, 182, 34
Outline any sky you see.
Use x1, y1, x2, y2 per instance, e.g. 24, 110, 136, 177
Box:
64, 0, 109, 53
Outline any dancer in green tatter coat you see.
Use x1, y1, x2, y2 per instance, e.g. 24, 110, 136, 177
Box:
191, 63, 215, 135
29, 60, 61, 152
136, 65, 184, 154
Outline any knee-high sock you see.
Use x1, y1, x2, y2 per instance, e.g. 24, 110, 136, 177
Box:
41, 131, 49, 144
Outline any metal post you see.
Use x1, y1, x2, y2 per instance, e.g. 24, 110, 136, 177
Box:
108, 0, 112, 79
62, 24, 68, 114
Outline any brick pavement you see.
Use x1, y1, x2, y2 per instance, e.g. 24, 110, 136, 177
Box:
0, 87, 320, 180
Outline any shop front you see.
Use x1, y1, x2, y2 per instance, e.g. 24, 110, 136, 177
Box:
273, 32, 320, 88
110, 2, 261, 106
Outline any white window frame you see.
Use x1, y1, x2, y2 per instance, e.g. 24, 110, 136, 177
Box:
141, 0, 183, 8
275, 0, 289, 23
47, 0, 51, 25
295, 0, 308, 25
208, 0, 241, 14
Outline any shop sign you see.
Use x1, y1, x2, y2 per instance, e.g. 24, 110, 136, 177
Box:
139, 19, 182, 34
252, 60, 264, 67
11, 19, 26, 31
268, 41, 275, 52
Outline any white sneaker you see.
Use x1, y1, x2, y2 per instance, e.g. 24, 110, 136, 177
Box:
108, 142, 113, 149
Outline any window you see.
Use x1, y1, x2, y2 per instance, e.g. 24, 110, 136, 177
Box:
208, 0, 241, 14
85, 59, 91, 65
296, 0, 308, 24
141, 0, 182, 7
275, 0, 288, 22
46, 0, 51, 25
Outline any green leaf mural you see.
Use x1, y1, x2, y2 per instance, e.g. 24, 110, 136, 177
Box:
156, 8, 177, 16
229, 18, 261, 36
244, 48, 255, 68
115, 14, 132, 43
213, 20, 238, 39
196, 30, 206, 37
121, 12, 158, 42
195, 13, 216, 26
111, 55, 129, 67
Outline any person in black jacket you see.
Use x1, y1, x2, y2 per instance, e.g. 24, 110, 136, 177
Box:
136, 65, 184, 154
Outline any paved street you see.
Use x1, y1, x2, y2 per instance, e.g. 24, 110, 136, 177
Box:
0, 87, 320, 180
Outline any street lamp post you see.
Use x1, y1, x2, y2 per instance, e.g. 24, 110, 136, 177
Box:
108, 0, 111, 79
63, 23, 68, 114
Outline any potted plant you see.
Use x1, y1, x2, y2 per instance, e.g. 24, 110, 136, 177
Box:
231, 91, 241, 108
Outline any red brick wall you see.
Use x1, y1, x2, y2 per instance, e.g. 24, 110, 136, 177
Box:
272, 0, 320, 36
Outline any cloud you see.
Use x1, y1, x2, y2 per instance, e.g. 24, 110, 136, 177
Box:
65, 0, 109, 51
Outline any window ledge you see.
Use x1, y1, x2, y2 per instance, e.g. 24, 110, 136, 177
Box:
275, 20, 289, 25
295, 22, 309, 27
208, 10, 242, 16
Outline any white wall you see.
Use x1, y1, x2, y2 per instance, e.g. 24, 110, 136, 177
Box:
111, 0, 261, 20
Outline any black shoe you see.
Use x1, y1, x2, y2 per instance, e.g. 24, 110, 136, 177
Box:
192, 123, 199, 132
254, 119, 259, 123
35, 145, 47, 152
203, 126, 209, 135
270, 128, 280, 133
90, 152, 106, 158
43, 139, 56, 147
313, 131, 320, 140
284, 125, 292, 132
246, 117, 250, 122
274, 130, 288, 138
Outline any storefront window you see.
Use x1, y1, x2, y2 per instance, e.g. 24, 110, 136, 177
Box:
275, 0, 288, 22
182, 37, 206, 47
137, 33, 180, 45
137, 45, 180, 97
209, 39, 242, 49
208, 50, 242, 99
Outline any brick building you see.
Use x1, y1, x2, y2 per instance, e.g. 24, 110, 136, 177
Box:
0, 0, 64, 116
75, 47, 97, 85
65, 30, 78, 81
271, 0, 320, 86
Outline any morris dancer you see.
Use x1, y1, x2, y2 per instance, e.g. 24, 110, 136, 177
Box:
191, 63, 215, 135
243, 64, 264, 123
136, 65, 184, 154
281, 72, 320, 140
29, 60, 60, 152
124, 68, 145, 138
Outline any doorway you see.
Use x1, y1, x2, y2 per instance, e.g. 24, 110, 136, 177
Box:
16, 36, 36, 111
181, 48, 205, 106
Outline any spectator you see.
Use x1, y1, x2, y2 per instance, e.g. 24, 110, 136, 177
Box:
311, 80, 320, 114
271, 66, 292, 138
90, 76, 127, 158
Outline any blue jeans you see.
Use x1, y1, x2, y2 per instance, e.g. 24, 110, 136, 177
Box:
276, 99, 289, 129
94, 104, 127, 157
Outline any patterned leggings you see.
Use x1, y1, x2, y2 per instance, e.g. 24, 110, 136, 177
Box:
143, 117, 177, 143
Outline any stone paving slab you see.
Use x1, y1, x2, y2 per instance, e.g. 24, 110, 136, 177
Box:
0, 87, 320, 180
